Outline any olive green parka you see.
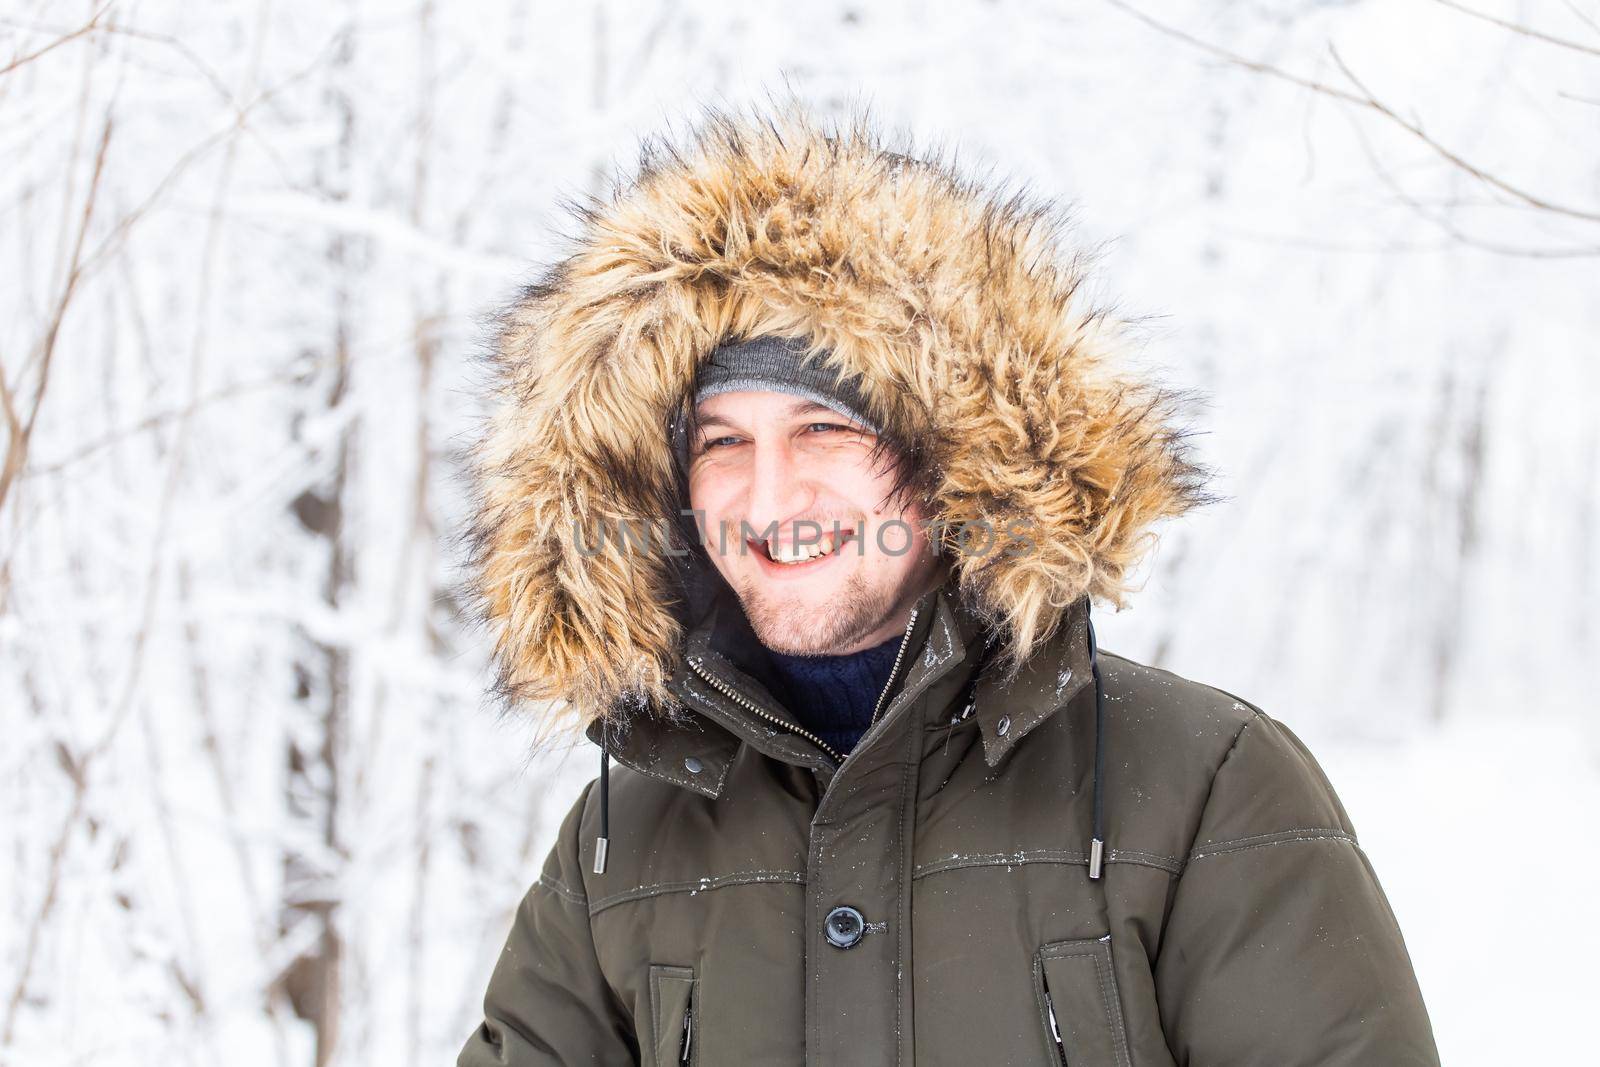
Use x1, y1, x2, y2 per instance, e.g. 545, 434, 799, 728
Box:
457, 102, 1439, 1066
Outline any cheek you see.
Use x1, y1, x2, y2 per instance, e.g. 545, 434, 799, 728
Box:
688, 467, 735, 515
858, 499, 926, 562
863, 483, 923, 533
688, 472, 746, 550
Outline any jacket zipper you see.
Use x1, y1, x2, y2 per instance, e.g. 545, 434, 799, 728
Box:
679, 999, 693, 1065
870, 604, 920, 726
1043, 981, 1067, 1065
688, 658, 845, 764
685, 603, 921, 767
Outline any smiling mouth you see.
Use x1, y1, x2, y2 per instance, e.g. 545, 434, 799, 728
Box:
750, 528, 858, 566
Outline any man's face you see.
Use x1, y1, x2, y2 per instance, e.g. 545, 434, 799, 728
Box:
687, 391, 943, 656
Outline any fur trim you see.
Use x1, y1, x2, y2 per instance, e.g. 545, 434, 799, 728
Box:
462, 99, 1216, 747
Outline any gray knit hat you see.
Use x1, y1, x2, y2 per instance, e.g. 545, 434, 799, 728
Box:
670, 335, 878, 468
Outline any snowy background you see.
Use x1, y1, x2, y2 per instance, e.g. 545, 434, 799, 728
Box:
3, 0, 1596, 1063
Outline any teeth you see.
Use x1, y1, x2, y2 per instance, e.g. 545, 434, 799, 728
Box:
769, 531, 844, 564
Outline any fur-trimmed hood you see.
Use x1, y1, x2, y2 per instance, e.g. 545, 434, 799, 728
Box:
463, 101, 1215, 745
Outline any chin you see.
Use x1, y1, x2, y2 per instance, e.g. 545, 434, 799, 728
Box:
737, 573, 887, 655
745, 586, 835, 635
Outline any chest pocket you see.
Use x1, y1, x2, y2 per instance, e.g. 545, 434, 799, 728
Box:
1032, 936, 1133, 1067
646, 963, 697, 1067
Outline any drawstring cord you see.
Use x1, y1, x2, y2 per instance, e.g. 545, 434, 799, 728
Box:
594, 729, 610, 874
1086, 600, 1107, 880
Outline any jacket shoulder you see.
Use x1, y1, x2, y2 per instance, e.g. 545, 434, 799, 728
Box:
1095, 647, 1263, 801
1088, 649, 1354, 870
1099, 648, 1262, 749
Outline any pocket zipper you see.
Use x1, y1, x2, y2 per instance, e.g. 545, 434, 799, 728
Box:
678, 999, 693, 1065
1043, 982, 1067, 1066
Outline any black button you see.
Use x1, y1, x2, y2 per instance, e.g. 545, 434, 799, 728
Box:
824, 905, 865, 948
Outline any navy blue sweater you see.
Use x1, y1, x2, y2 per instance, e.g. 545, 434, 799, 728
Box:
760, 633, 905, 757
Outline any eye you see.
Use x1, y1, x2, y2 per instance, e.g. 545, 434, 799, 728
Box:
698, 435, 742, 453
806, 422, 854, 435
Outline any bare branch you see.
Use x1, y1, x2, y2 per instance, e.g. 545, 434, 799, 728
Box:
1332, 87, 1600, 258
1103, 0, 1600, 226
3, 777, 85, 1042
0, 3, 114, 77
20, 370, 300, 479
1432, 0, 1600, 58
1332, 40, 1599, 224
0, 115, 114, 516
1562, 1, 1600, 40
75, 34, 344, 281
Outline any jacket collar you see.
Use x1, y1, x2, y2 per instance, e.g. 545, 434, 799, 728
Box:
957, 592, 1095, 767
584, 581, 1096, 795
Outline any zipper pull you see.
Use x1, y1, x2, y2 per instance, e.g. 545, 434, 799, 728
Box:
1045, 987, 1067, 1065
679, 1000, 693, 1065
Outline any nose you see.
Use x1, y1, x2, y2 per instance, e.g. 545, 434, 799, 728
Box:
745, 436, 812, 543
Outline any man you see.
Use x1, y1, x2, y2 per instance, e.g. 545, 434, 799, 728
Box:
459, 104, 1439, 1065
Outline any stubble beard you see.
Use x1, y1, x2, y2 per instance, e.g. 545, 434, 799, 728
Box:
733, 565, 898, 656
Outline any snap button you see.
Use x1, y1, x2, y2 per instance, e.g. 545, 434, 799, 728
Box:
824, 905, 865, 948
997, 715, 1010, 736
684, 756, 703, 774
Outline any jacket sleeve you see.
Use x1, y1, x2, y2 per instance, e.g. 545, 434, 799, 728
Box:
458, 778, 637, 1066
1153, 710, 1440, 1067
